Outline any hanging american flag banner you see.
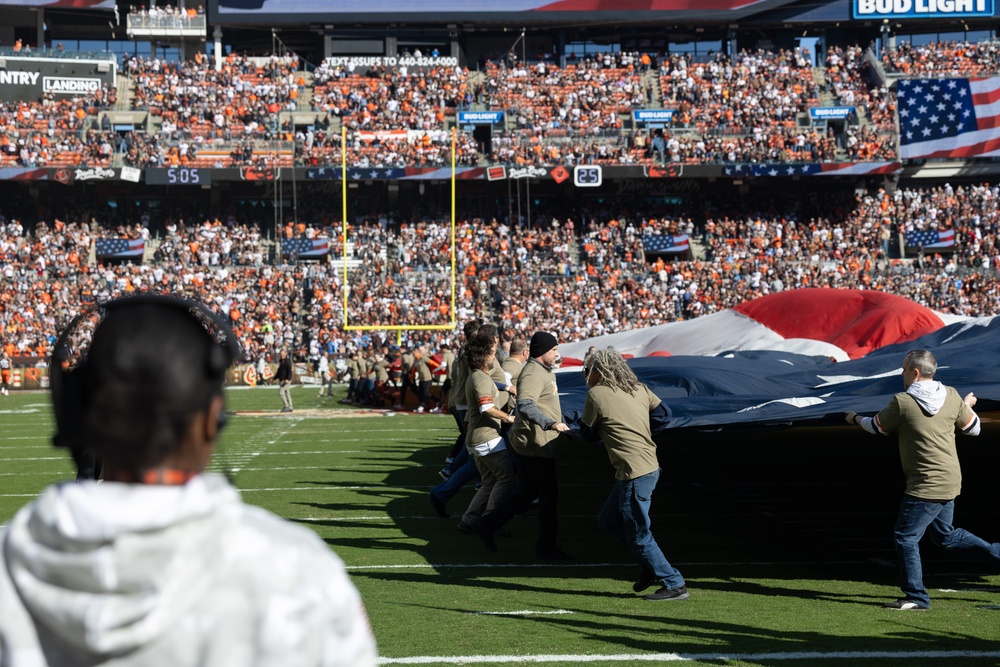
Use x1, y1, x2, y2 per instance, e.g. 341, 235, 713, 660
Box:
905, 229, 955, 249
94, 238, 145, 259
642, 234, 690, 254
281, 237, 330, 259
898, 77, 1000, 160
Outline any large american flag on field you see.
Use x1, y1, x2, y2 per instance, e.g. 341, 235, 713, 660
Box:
643, 234, 690, 254
281, 237, 330, 258
905, 228, 956, 249
898, 78, 1000, 160
94, 238, 144, 259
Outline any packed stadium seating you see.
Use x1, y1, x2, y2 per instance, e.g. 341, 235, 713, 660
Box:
883, 40, 1000, 77
14, 38, 984, 169
3, 179, 1000, 362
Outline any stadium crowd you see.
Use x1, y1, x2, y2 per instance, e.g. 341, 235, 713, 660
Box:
883, 39, 1000, 77
3, 181, 1000, 372
20, 37, 996, 169
0, 91, 119, 167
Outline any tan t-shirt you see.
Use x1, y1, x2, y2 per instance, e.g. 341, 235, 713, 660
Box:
501, 357, 524, 412
449, 348, 468, 408
583, 383, 661, 481
442, 349, 456, 381
490, 358, 510, 414
415, 355, 433, 381
510, 359, 561, 459
875, 386, 976, 500
465, 369, 503, 454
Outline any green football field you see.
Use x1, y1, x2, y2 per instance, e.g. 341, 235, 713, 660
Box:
2, 386, 999, 666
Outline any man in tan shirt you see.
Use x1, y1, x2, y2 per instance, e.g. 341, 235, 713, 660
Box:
581, 349, 686, 602
472, 331, 572, 561
846, 349, 999, 610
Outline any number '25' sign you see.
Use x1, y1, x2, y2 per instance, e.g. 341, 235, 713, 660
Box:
574, 166, 603, 188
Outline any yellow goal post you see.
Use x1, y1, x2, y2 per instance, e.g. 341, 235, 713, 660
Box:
340, 126, 459, 344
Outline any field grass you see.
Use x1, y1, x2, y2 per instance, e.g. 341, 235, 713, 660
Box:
2, 385, 999, 666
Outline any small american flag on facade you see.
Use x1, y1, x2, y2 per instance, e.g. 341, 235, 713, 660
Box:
905, 229, 955, 249
281, 237, 330, 259
642, 234, 690, 254
95, 238, 145, 259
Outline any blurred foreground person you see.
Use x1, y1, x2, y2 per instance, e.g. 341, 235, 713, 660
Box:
846, 348, 999, 611
580, 349, 688, 601
0, 294, 377, 667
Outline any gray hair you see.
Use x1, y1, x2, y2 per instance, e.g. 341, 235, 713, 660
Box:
587, 348, 641, 394
905, 349, 937, 378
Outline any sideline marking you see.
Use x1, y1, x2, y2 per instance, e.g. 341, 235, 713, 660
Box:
348, 563, 622, 570
376, 650, 1000, 665
469, 610, 574, 616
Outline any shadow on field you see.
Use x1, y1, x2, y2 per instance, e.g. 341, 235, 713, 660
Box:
396, 419, 1000, 588
378, 607, 1000, 658
310, 415, 1000, 599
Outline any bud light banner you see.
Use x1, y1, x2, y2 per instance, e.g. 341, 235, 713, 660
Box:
853, 0, 994, 19
457, 111, 504, 125
0, 57, 116, 103
810, 107, 855, 120
633, 109, 675, 123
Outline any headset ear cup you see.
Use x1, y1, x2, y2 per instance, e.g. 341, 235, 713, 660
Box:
208, 344, 231, 377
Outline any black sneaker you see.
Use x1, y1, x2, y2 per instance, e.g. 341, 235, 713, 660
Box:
633, 566, 657, 593
469, 516, 497, 553
884, 598, 928, 610
456, 522, 475, 535
429, 493, 449, 518
644, 585, 690, 601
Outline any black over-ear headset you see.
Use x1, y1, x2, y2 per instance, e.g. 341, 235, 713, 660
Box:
50, 293, 242, 453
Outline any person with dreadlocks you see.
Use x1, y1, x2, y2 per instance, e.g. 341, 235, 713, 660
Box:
580, 348, 688, 601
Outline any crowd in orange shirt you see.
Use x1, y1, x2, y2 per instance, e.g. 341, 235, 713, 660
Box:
884, 40, 1000, 77
5, 191, 1000, 363
129, 53, 302, 143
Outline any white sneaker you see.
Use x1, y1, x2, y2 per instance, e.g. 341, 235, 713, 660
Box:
884, 599, 928, 610
430, 407, 442, 413
414, 406, 425, 413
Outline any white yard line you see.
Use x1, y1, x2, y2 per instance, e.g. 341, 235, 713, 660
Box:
376, 650, 1000, 665
468, 610, 574, 616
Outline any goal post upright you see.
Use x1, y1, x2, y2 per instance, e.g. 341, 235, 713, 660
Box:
450, 126, 457, 332
342, 124, 349, 330
340, 124, 459, 339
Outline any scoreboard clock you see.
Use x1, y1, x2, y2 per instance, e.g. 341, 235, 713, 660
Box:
146, 167, 211, 185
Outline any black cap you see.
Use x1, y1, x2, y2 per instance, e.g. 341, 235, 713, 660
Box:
529, 331, 558, 358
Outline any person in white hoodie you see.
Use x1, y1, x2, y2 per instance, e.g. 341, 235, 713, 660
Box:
846, 348, 1000, 611
0, 294, 378, 667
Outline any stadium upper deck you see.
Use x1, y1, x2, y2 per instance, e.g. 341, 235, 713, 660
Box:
0, 0, 997, 178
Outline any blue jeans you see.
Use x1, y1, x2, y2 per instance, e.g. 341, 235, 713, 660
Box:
598, 468, 685, 590
894, 495, 1000, 607
431, 449, 479, 503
